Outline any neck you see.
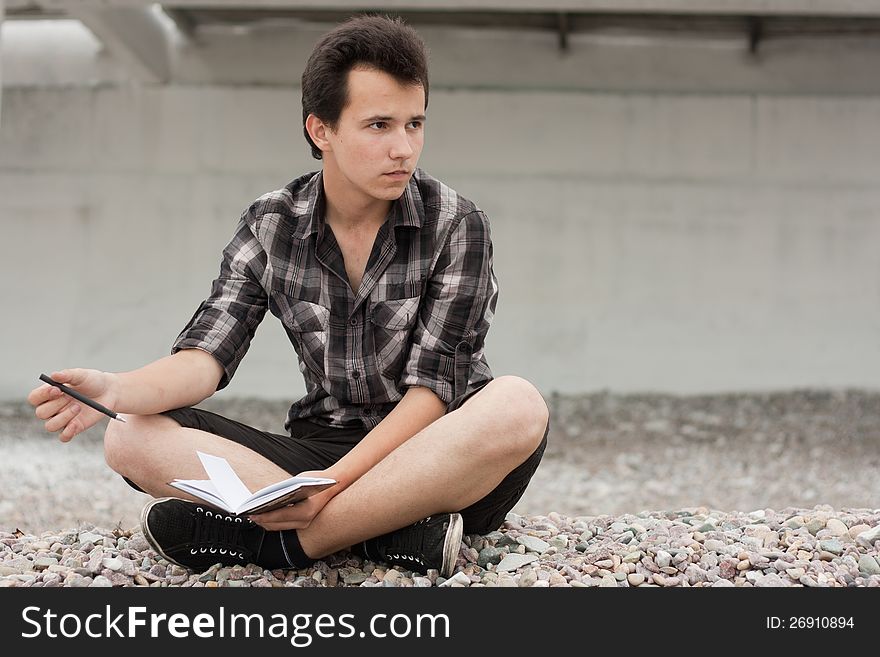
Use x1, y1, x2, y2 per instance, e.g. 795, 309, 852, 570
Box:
322, 164, 391, 230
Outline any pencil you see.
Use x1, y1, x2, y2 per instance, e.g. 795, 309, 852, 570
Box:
39, 373, 127, 423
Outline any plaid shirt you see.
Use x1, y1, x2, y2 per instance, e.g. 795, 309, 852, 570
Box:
172, 168, 498, 430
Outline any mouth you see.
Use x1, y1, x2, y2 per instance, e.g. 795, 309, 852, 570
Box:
384, 170, 411, 178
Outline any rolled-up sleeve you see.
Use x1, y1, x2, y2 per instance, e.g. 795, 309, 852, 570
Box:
171, 212, 269, 391
399, 210, 498, 403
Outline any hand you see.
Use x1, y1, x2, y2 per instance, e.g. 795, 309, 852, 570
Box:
27, 369, 120, 442
248, 470, 341, 531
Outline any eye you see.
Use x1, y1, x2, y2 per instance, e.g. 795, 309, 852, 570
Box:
407, 120, 423, 130
368, 121, 387, 130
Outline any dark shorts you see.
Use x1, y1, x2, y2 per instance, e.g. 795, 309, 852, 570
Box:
125, 385, 548, 536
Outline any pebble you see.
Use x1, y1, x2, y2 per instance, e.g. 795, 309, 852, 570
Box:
1, 507, 878, 588
438, 572, 471, 587
858, 555, 880, 576
856, 525, 880, 548
518, 569, 538, 587
627, 573, 645, 586
495, 553, 539, 573
517, 536, 551, 554
477, 547, 504, 568
655, 550, 672, 569
825, 519, 848, 537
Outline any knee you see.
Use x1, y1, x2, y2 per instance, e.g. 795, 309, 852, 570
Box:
483, 375, 549, 455
103, 417, 136, 476
103, 414, 158, 477
103, 419, 125, 474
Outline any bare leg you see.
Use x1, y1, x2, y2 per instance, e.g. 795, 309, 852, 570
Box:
298, 376, 548, 557
106, 376, 548, 556
103, 414, 295, 501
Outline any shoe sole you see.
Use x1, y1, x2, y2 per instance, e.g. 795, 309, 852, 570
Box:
140, 497, 189, 569
441, 513, 464, 578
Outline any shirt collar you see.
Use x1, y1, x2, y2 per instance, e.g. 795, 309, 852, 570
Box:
395, 175, 424, 229
289, 170, 325, 240
293, 169, 424, 239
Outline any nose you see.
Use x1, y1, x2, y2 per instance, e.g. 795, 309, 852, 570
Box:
389, 127, 414, 160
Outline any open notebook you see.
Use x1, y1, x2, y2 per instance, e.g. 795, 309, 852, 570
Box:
169, 451, 336, 515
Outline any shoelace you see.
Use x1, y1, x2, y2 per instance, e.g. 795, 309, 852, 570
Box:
189, 507, 251, 560
382, 516, 437, 566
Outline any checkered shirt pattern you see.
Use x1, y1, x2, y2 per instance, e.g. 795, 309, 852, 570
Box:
171, 168, 498, 430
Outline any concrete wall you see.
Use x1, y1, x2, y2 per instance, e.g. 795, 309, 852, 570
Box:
1, 19, 879, 401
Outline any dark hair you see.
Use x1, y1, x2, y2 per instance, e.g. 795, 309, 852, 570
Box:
301, 14, 429, 160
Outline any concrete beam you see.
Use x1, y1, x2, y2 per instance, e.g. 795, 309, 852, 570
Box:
1, 0, 4, 126
67, 6, 172, 83
8, 1, 880, 18
6, 13, 880, 93
163, 7, 197, 39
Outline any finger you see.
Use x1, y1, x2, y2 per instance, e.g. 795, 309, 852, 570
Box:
254, 511, 314, 530
45, 403, 81, 434
60, 413, 85, 442
34, 389, 71, 420
51, 368, 86, 386
249, 503, 310, 524
28, 383, 62, 407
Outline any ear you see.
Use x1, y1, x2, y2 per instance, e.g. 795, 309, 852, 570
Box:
305, 114, 333, 154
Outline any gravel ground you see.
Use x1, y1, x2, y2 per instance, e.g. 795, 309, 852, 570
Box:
1, 389, 878, 587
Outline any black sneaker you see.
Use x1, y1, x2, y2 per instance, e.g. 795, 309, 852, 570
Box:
361, 513, 463, 578
141, 497, 266, 571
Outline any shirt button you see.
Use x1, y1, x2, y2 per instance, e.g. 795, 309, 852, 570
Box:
350, 318, 357, 326
352, 370, 360, 379
364, 407, 373, 415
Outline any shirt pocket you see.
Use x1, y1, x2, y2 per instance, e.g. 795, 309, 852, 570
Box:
273, 296, 330, 376
369, 296, 420, 379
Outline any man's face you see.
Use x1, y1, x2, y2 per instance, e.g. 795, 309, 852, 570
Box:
321, 66, 426, 204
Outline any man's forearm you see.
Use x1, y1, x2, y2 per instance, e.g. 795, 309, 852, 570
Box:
326, 386, 446, 489
114, 349, 224, 415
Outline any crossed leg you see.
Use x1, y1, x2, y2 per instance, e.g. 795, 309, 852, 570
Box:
104, 375, 549, 559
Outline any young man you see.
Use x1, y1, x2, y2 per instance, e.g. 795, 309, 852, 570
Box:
28, 15, 548, 578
